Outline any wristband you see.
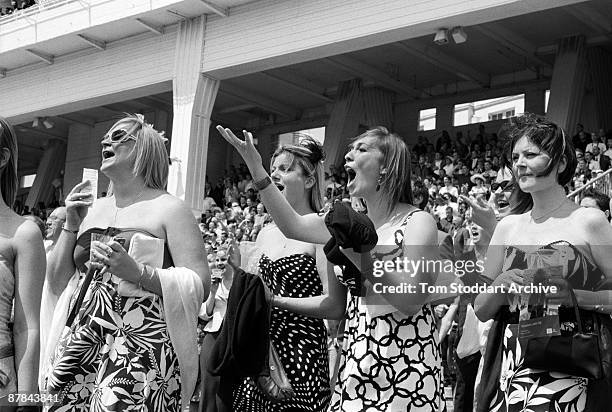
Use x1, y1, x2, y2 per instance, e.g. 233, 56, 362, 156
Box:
252, 175, 272, 191
62, 223, 79, 234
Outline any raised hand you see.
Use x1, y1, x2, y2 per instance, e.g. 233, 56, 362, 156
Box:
64, 180, 94, 231
216, 126, 263, 173
460, 194, 497, 236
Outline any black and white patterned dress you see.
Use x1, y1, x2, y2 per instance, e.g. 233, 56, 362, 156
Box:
44, 228, 181, 412
233, 253, 331, 411
330, 210, 443, 411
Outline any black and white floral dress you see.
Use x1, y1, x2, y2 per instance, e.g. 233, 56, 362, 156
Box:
233, 253, 331, 411
485, 242, 606, 412
330, 210, 443, 411
45, 228, 181, 412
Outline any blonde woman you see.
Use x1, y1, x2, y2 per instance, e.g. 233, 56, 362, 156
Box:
44, 114, 209, 411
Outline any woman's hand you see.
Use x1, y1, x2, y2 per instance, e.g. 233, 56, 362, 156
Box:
216, 126, 263, 172
228, 240, 241, 270
491, 268, 524, 293
64, 181, 94, 230
90, 239, 140, 281
460, 194, 496, 235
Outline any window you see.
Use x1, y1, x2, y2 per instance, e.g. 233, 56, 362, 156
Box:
453, 94, 524, 126
418, 108, 436, 131
278, 127, 325, 148
488, 109, 515, 121
545, 89, 550, 113
20, 174, 36, 188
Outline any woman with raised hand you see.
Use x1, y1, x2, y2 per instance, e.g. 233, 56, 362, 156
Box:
474, 114, 612, 411
217, 125, 443, 411
232, 136, 337, 412
0, 117, 45, 411
43, 114, 209, 411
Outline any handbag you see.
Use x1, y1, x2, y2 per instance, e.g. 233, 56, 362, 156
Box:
255, 300, 295, 402
256, 342, 295, 402
522, 286, 603, 379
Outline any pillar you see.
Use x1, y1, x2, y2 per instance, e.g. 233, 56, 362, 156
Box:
524, 88, 546, 116
546, 35, 588, 132
324, 79, 364, 171
587, 47, 612, 131
324, 80, 395, 170
167, 16, 220, 212
26, 139, 66, 208
436, 103, 454, 135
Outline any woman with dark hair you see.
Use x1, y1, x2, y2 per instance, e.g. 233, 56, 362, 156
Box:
218, 125, 442, 411
43, 114, 209, 411
232, 136, 336, 412
474, 114, 612, 411
0, 117, 45, 409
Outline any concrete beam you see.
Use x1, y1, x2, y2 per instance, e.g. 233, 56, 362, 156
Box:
394, 40, 490, 87
260, 71, 333, 103
326, 55, 420, 99
219, 82, 300, 119
472, 22, 551, 70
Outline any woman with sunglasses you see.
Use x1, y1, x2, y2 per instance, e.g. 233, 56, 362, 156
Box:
0, 117, 45, 410
43, 114, 210, 411
474, 114, 612, 412
232, 137, 336, 412
217, 125, 442, 411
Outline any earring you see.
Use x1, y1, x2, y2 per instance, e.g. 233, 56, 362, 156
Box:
376, 172, 386, 192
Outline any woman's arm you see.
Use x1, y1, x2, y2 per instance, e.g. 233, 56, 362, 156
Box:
163, 198, 211, 299
573, 208, 612, 312
273, 259, 347, 320
473, 217, 523, 321
438, 298, 459, 341
46, 181, 93, 297
217, 126, 330, 244
13, 220, 45, 397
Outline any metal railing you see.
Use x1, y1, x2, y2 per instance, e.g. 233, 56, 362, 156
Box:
567, 168, 612, 202
0, 0, 77, 25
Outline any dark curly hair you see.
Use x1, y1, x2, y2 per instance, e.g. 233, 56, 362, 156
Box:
498, 113, 576, 214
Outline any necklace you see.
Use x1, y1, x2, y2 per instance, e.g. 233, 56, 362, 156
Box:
112, 187, 147, 226
530, 202, 566, 221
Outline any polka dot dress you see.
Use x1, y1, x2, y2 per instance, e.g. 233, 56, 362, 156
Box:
233, 254, 331, 411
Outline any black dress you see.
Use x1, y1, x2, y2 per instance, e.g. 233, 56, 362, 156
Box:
233, 253, 331, 411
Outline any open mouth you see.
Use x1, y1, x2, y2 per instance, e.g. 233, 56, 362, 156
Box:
345, 165, 357, 184
274, 181, 285, 192
102, 149, 115, 159
497, 197, 510, 208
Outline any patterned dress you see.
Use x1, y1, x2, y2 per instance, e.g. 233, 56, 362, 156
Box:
233, 253, 331, 411
486, 242, 605, 412
44, 228, 181, 412
330, 209, 443, 411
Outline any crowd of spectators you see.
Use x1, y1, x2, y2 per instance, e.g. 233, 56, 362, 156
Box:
0, 0, 37, 16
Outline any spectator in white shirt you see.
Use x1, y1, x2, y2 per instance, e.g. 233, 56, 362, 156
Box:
438, 176, 459, 201
585, 134, 606, 154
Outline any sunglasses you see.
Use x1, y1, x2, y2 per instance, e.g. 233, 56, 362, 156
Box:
102, 129, 137, 144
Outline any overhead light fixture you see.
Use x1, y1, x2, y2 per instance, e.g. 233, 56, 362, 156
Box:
32, 118, 40, 127
42, 118, 54, 129
451, 26, 467, 44
433, 29, 449, 45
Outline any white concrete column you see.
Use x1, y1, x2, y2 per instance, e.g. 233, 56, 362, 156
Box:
168, 16, 220, 212
547, 35, 588, 132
